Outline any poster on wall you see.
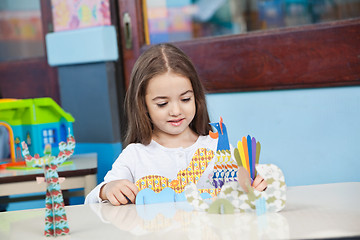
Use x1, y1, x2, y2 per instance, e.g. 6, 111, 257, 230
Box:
51, 0, 111, 32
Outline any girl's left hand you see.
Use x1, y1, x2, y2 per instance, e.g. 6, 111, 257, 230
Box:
252, 175, 267, 192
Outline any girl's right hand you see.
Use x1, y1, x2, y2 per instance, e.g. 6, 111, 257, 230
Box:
100, 179, 139, 205
237, 166, 267, 192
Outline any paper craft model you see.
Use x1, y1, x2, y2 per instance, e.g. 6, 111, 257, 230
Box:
136, 148, 220, 204
22, 132, 75, 236
186, 117, 286, 213
185, 163, 286, 214
209, 117, 238, 188
135, 117, 286, 214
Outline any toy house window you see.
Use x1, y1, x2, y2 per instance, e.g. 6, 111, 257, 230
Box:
42, 129, 57, 146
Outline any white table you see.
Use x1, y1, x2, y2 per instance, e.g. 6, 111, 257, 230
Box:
0, 182, 359, 239
0, 153, 97, 203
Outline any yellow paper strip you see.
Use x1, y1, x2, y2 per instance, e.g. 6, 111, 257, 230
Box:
242, 136, 250, 173
237, 140, 248, 172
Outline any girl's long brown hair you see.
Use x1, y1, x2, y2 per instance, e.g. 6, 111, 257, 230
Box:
123, 43, 211, 147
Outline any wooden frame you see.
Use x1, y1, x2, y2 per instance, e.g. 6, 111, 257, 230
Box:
118, 0, 360, 93
0, 0, 60, 102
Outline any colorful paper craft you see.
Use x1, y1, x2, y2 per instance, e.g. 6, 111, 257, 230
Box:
233, 135, 261, 183
185, 164, 286, 213
242, 136, 250, 171
207, 198, 234, 214
136, 148, 214, 194
184, 118, 286, 214
21, 131, 75, 237
135, 187, 216, 205
136, 187, 185, 205
209, 117, 230, 151
210, 150, 238, 188
209, 117, 238, 188
135, 148, 223, 204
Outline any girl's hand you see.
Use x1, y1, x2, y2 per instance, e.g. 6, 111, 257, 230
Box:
237, 166, 252, 192
237, 166, 268, 192
252, 175, 268, 192
100, 179, 139, 205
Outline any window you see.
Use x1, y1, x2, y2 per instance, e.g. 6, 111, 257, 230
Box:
42, 128, 57, 146
117, 0, 360, 93
0, 0, 60, 103
144, 0, 360, 45
0, 0, 45, 62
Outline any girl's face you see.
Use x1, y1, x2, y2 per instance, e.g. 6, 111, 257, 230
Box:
145, 72, 196, 140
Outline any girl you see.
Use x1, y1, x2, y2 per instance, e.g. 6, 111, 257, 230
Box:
85, 43, 267, 205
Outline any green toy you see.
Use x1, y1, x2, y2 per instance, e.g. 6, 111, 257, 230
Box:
0, 98, 74, 167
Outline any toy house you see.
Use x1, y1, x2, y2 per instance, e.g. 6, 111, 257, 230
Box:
0, 98, 74, 163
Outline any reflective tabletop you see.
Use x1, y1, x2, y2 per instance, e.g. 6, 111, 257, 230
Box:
1, 182, 359, 239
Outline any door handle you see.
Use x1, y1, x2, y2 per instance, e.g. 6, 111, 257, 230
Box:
123, 13, 132, 49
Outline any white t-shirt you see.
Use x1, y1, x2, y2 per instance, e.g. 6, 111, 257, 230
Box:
85, 135, 218, 204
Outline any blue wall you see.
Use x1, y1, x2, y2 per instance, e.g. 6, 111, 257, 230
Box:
75, 142, 122, 184
206, 86, 360, 186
